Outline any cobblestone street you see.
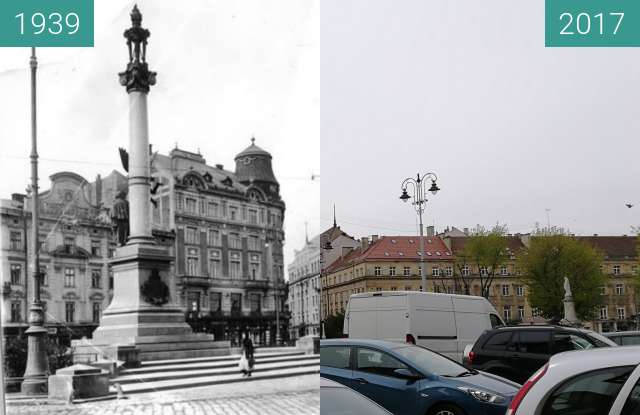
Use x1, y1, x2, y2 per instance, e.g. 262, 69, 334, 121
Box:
6, 375, 319, 415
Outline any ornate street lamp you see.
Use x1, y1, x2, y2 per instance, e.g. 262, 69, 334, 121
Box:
399, 172, 440, 292
319, 240, 332, 339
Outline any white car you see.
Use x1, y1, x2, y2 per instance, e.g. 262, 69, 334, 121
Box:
507, 345, 640, 415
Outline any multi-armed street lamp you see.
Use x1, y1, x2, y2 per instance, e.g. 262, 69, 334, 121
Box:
399, 173, 440, 292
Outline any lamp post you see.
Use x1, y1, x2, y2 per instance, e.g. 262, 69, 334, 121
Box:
265, 241, 281, 345
319, 240, 333, 339
399, 173, 440, 292
22, 47, 49, 395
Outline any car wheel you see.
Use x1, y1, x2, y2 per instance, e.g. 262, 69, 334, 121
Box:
428, 403, 467, 415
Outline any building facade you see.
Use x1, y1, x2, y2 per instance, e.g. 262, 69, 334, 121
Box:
150, 142, 288, 346
287, 234, 320, 340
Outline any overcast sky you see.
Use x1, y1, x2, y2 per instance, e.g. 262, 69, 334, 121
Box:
321, 0, 639, 240
0, 0, 319, 271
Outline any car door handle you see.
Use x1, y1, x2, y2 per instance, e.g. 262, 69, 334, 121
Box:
354, 377, 369, 385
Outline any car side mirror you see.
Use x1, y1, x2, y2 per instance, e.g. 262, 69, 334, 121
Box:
394, 368, 421, 379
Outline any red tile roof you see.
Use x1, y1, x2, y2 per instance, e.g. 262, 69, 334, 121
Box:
324, 235, 453, 274
444, 235, 526, 254
575, 236, 637, 260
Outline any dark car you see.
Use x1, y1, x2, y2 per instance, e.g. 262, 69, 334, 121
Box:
604, 330, 640, 346
321, 376, 392, 415
321, 339, 519, 415
465, 325, 616, 385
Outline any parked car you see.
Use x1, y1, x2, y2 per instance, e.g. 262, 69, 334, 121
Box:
320, 376, 392, 415
321, 338, 519, 415
466, 325, 617, 384
506, 345, 640, 415
343, 291, 504, 362
605, 330, 640, 346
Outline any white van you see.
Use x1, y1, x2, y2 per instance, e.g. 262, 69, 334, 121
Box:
343, 291, 504, 362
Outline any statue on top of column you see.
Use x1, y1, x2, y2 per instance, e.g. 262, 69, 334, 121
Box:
119, 5, 156, 93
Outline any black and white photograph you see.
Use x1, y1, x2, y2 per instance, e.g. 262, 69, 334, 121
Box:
0, 1, 319, 414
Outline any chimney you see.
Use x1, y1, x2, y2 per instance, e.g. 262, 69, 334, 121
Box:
341, 246, 353, 258
95, 174, 102, 207
215, 164, 224, 170
463, 227, 469, 236
371, 234, 379, 242
427, 226, 434, 237
361, 236, 369, 250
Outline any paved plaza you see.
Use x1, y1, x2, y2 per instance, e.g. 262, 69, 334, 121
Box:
6, 375, 319, 415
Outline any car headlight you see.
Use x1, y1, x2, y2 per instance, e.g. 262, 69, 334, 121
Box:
457, 386, 506, 404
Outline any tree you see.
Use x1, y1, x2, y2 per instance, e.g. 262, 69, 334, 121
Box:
324, 312, 345, 339
461, 224, 509, 298
519, 234, 605, 321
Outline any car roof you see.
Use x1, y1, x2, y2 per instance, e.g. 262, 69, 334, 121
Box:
549, 345, 640, 370
321, 338, 410, 351
491, 325, 586, 332
604, 331, 640, 337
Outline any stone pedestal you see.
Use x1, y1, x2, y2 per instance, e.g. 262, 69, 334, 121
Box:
48, 364, 109, 401
296, 335, 320, 355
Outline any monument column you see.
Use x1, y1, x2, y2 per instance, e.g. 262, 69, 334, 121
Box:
74, 6, 229, 366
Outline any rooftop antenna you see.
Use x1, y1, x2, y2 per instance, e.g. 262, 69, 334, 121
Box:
333, 204, 337, 228
305, 221, 309, 245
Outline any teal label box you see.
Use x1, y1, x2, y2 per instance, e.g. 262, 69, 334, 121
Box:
0, 0, 93, 47
546, 0, 640, 47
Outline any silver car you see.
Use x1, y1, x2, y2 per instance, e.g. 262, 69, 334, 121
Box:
507, 345, 640, 415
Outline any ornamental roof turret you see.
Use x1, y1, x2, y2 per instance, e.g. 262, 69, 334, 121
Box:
234, 137, 278, 185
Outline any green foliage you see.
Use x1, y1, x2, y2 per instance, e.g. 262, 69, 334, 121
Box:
461, 224, 509, 298
3, 335, 73, 378
519, 235, 605, 321
324, 312, 345, 339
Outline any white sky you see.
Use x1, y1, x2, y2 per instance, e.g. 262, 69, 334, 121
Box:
321, 0, 639, 240
0, 1, 320, 271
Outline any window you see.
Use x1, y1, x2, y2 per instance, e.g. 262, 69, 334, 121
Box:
229, 206, 238, 221
9, 231, 22, 250
63, 236, 75, 253
38, 234, 48, 252
248, 235, 261, 251
208, 202, 218, 217
389, 266, 396, 276
249, 254, 261, 280
248, 209, 258, 225
616, 283, 625, 295
541, 366, 634, 415
599, 286, 606, 295
518, 306, 525, 320
432, 267, 440, 277
91, 270, 102, 288
403, 266, 410, 276
600, 306, 609, 320
500, 265, 508, 276
230, 293, 242, 313
249, 294, 261, 313
514, 331, 551, 354
92, 302, 101, 324
516, 285, 524, 296
10, 302, 21, 322
109, 271, 114, 290
483, 331, 513, 351
228, 233, 242, 249
64, 268, 75, 287
480, 266, 488, 276
108, 248, 115, 258
10, 264, 21, 285
185, 198, 197, 214
374, 266, 381, 276
617, 307, 626, 320
91, 240, 101, 257
208, 229, 221, 246
320, 346, 351, 369
390, 286, 397, 291
462, 265, 469, 276
502, 284, 510, 296
209, 250, 221, 278
40, 266, 47, 286
230, 251, 242, 279
532, 307, 541, 318
613, 265, 621, 275
503, 305, 511, 321
356, 348, 408, 378
445, 266, 453, 277
186, 248, 199, 275
553, 332, 595, 353
65, 302, 75, 323
418, 267, 422, 276
210, 292, 221, 313
185, 227, 199, 244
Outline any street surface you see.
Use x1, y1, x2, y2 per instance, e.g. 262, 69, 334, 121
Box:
6, 374, 319, 415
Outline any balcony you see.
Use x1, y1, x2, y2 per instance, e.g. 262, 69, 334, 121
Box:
180, 275, 211, 287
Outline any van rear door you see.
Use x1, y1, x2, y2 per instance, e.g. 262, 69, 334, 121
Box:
374, 293, 408, 342
346, 296, 378, 339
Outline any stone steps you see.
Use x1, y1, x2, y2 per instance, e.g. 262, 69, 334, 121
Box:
109, 349, 319, 395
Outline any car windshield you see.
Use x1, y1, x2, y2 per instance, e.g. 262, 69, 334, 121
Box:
393, 345, 469, 377
584, 331, 617, 347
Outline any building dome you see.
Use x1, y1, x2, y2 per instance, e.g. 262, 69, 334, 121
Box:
234, 138, 278, 185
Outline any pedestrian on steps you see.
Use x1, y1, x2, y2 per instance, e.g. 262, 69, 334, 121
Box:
240, 332, 255, 377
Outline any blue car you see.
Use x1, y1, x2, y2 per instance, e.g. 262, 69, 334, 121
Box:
321, 339, 519, 415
